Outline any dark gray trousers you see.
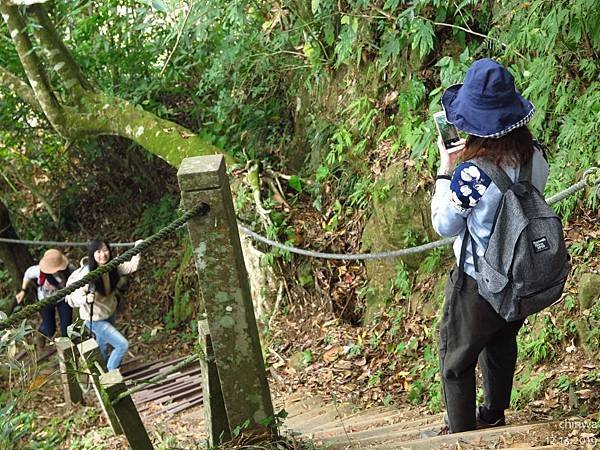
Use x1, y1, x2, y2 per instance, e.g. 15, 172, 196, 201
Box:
439, 269, 524, 432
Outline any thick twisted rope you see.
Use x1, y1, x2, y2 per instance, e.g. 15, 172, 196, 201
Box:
238, 225, 456, 260
0, 203, 209, 330
0, 237, 135, 247
545, 167, 599, 205
112, 353, 199, 404
240, 167, 600, 260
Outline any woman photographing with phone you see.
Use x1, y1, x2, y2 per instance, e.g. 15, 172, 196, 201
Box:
428, 59, 549, 435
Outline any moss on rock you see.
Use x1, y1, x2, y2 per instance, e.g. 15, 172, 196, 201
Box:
578, 273, 600, 311
361, 162, 438, 322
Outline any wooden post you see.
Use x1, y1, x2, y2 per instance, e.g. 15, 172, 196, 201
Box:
100, 370, 154, 450
55, 337, 84, 407
198, 320, 230, 446
78, 339, 123, 435
178, 155, 276, 439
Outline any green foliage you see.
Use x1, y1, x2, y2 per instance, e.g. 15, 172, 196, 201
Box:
347, 342, 364, 359
419, 247, 447, 274
393, 261, 411, 297
562, 294, 576, 312
367, 370, 383, 388
135, 194, 180, 237
511, 370, 547, 409
0, 395, 99, 449
569, 238, 598, 260
301, 349, 314, 366
164, 241, 197, 330
555, 374, 574, 392
519, 315, 569, 364
406, 344, 441, 411
288, 175, 303, 193
0, 319, 33, 365
495, 0, 600, 219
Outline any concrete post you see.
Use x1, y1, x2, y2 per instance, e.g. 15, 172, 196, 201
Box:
55, 337, 84, 408
177, 155, 275, 439
78, 339, 123, 435
198, 320, 230, 446
100, 370, 154, 450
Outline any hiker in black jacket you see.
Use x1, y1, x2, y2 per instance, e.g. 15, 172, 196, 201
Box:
429, 59, 549, 434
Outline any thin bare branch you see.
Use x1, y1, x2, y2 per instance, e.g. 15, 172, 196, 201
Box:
159, 1, 193, 77
429, 19, 526, 60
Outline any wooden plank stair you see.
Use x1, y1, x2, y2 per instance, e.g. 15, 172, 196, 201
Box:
281, 395, 567, 450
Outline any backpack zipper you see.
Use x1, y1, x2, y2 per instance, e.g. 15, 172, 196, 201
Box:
518, 276, 568, 300
517, 276, 569, 316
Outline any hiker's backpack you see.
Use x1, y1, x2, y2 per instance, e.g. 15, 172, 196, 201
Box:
464, 152, 571, 321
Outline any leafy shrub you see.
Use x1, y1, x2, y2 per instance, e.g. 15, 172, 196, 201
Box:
134, 194, 180, 237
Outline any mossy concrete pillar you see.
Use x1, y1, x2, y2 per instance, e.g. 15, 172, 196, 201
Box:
55, 337, 84, 408
178, 155, 275, 439
100, 370, 154, 450
79, 338, 123, 435
198, 320, 231, 446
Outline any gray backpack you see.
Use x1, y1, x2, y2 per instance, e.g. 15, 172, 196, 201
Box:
462, 155, 571, 321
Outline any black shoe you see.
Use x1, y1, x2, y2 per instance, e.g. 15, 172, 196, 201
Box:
420, 413, 450, 439
476, 406, 505, 429
420, 425, 450, 439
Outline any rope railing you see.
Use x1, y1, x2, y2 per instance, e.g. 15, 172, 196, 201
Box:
239, 166, 600, 260
2, 167, 598, 259
0, 237, 136, 247
0, 203, 210, 330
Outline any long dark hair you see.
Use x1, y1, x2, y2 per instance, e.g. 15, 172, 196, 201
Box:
460, 126, 534, 167
87, 239, 120, 296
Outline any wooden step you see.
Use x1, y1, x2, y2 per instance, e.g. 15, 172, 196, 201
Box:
310, 405, 404, 429
313, 417, 437, 446
282, 395, 324, 418
285, 403, 342, 427
285, 403, 355, 432
349, 421, 557, 450
308, 410, 441, 436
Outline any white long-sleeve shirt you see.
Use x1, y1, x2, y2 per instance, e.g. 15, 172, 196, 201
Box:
22, 265, 73, 300
66, 254, 140, 321
431, 147, 549, 278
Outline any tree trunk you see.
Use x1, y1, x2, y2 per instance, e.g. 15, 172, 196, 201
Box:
0, 5, 235, 169
68, 93, 232, 168
0, 201, 35, 313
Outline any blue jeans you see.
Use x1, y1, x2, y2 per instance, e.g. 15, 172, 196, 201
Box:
85, 317, 128, 371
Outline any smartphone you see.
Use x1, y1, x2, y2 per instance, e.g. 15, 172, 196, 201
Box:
433, 111, 461, 151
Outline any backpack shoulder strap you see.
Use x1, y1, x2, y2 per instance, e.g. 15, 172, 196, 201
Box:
518, 156, 533, 183
519, 140, 544, 183
532, 139, 548, 161
472, 157, 513, 193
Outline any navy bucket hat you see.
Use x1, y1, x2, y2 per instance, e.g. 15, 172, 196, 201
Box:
441, 58, 535, 139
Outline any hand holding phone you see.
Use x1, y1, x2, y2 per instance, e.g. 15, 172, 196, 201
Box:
433, 111, 463, 152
